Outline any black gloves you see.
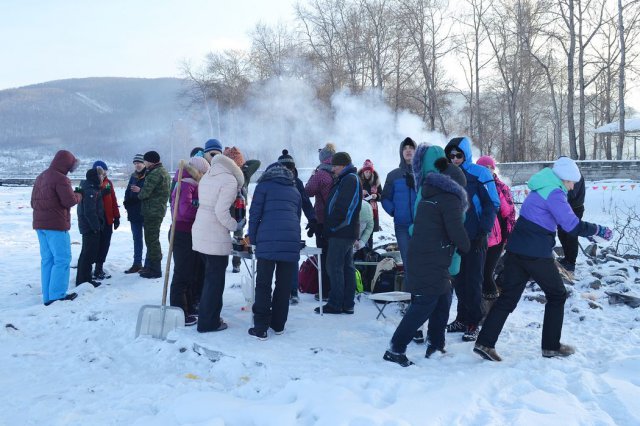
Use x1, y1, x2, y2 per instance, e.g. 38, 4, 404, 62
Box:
113, 217, 120, 230
405, 173, 415, 190
74, 186, 83, 194
306, 219, 318, 238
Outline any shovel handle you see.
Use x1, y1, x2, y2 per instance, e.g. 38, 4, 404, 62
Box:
162, 160, 185, 306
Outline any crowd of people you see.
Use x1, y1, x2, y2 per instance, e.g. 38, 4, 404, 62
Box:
30, 136, 613, 363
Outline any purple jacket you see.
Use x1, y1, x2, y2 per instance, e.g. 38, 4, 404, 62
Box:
507, 168, 597, 258
170, 168, 201, 233
305, 163, 334, 224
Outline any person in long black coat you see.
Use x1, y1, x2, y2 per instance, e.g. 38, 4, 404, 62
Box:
384, 155, 470, 367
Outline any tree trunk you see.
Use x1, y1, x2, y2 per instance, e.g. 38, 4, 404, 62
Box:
566, 0, 578, 159
617, 0, 626, 159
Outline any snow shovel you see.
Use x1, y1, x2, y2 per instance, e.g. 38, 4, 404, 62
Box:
135, 161, 186, 340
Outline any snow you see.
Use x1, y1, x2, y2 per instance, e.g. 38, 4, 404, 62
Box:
593, 118, 640, 134
1, 180, 640, 425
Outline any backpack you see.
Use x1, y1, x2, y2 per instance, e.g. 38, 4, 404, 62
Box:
372, 269, 397, 293
298, 256, 319, 294
354, 246, 383, 292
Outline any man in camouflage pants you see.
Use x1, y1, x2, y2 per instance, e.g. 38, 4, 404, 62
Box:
133, 151, 171, 279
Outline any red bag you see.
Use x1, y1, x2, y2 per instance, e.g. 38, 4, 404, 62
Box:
298, 256, 319, 294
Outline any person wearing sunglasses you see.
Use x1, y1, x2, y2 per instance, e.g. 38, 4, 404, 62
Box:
443, 137, 500, 342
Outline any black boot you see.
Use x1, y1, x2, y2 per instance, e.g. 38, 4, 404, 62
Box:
140, 260, 162, 279
94, 263, 111, 280
383, 350, 414, 367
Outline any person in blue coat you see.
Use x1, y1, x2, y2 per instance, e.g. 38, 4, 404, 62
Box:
444, 137, 500, 342
381, 137, 417, 287
278, 149, 317, 305
123, 154, 146, 273
248, 162, 302, 340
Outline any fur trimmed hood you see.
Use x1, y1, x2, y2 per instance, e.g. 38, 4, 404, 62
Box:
423, 172, 469, 212
210, 153, 244, 189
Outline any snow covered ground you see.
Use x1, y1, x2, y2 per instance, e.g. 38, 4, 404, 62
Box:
1, 180, 639, 425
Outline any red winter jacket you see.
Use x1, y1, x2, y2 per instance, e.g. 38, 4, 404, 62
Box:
100, 177, 121, 225
31, 150, 82, 231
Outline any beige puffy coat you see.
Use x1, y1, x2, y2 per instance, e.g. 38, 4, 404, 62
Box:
192, 154, 245, 256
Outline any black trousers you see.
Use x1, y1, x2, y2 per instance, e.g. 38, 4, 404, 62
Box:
96, 223, 113, 265
482, 243, 504, 295
477, 252, 568, 351
557, 206, 584, 265
252, 259, 296, 333
197, 254, 229, 332
390, 290, 452, 354
76, 232, 100, 285
169, 231, 199, 317
453, 237, 487, 326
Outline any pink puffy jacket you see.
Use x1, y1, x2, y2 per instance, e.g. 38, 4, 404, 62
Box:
488, 176, 516, 247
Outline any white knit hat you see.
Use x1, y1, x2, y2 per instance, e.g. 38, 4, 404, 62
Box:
552, 157, 581, 182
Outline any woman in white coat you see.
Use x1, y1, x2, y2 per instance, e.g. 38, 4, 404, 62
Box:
192, 152, 245, 332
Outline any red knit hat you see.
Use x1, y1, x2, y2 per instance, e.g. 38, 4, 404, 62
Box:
362, 159, 374, 172
223, 146, 245, 168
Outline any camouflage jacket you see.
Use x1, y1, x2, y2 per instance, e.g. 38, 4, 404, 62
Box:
138, 163, 171, 220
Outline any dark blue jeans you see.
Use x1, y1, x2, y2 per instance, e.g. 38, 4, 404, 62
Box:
130, 221, 144, 265
197, 254, 229, 332
390, 291, 452, 354
253, 259, 296, 332
327, 237, 356, 310
394, 224, 411, 288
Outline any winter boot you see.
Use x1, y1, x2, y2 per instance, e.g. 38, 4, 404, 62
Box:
124, 264, 142, 274
413, 329, 425, 344
93, 263, 107, 280
383, 350, 414, 367
139, 260, 162, 279
462, 325, 480, 342
248, 327, 268, 340
185, 315, 198, 327
542, 343, 575, 358
232, 265, 241, 273
314, 304, 342, 314
446, 320, 466, 333
474, 344, 503, 361
425, 345, 446, 358
90, 280, 102, 288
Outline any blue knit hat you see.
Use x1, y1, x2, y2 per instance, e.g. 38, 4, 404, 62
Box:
93, 160, 108, 171
204, 139, 223, 153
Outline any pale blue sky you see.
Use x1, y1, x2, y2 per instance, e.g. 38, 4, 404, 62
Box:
0, 0, 296, 89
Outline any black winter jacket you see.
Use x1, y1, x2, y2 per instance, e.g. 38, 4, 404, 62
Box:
124, 169, 145, 223
407, 173, 471, 295
324, 164, 362, 240
77, 171, 105, 234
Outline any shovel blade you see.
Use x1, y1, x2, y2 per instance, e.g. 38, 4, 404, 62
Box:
585, 243, 597, 258
135, 305, 185, 340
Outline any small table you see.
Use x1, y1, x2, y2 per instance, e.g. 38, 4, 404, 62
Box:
231, 245, 325, 314
368, 291, 412, 319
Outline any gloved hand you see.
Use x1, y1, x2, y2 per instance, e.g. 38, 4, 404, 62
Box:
236, 217, 246, 232
102, 184, 112, 196
191, 199, 199, 207
74, 186, 83, 194
405, 173, 415, 190
594, 225, 613, 241
306, 219, 318, 238
113, 217, 120, 230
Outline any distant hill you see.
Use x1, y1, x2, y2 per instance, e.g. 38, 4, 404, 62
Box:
0, 77, 206, 165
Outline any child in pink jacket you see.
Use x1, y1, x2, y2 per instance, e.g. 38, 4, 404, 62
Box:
476, 156, 516, 299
